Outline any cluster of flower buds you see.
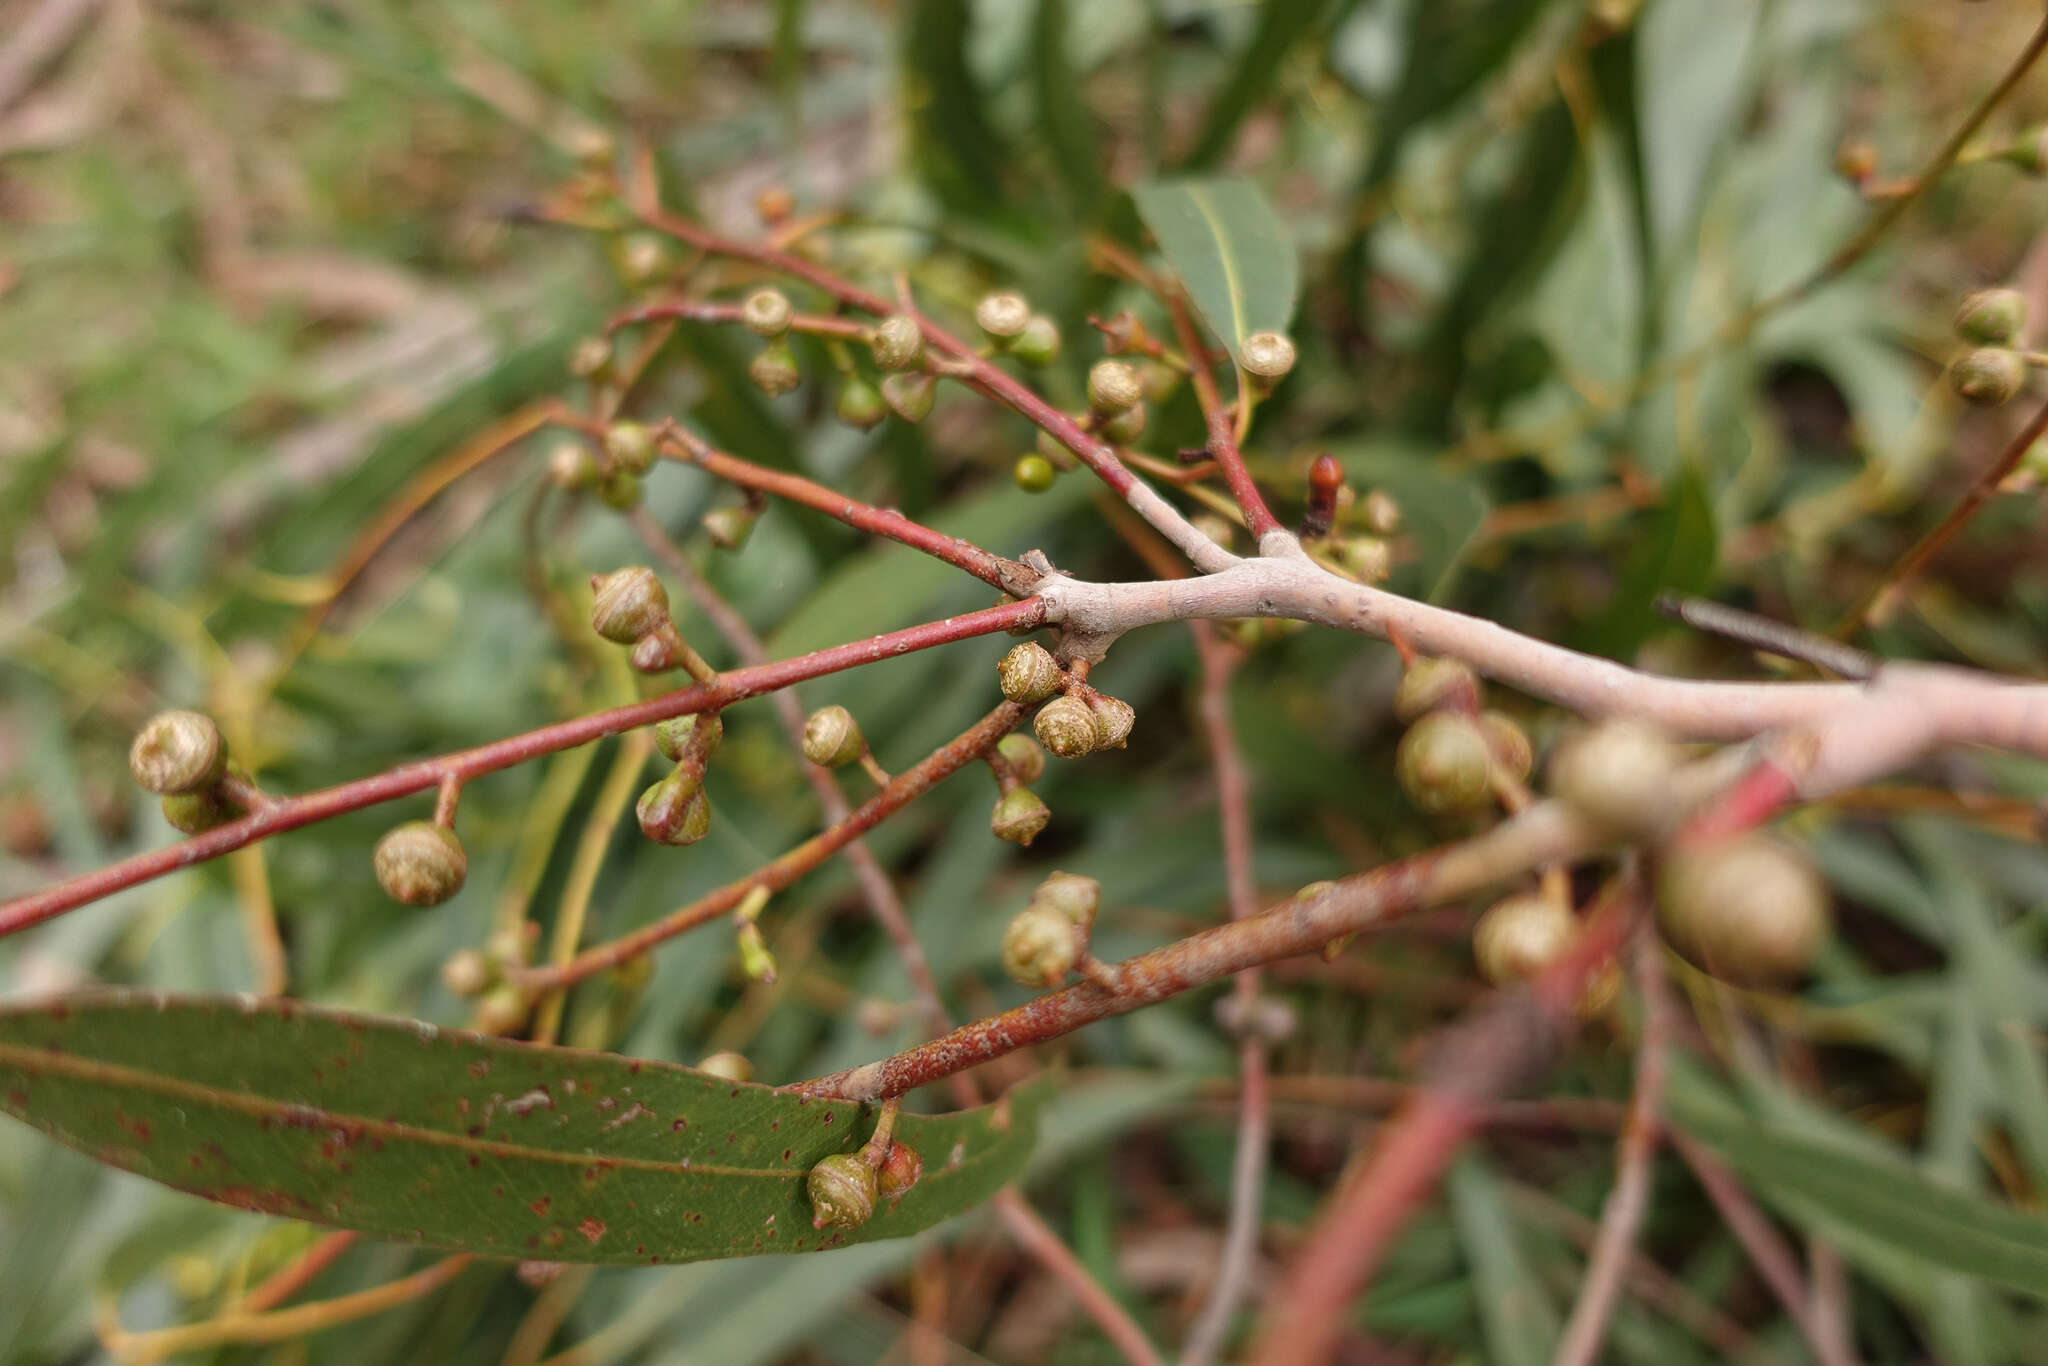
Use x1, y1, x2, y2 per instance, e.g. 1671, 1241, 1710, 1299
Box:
999, 871, 1101, 989
128, 709, 245, 837
589, 567, 706, 675
806, 1112, 925, 1231
548, 417, 658, 510
1388, 656, 1531, 818
1949, 287, 2031, 408
439, 922, 537, 1034
639, 710, 723, 847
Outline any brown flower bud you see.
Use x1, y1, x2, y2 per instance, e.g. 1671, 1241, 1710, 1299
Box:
603, 421, 656, 474
1479, 710, 1534, 785
1950, 347, 2025, 406
1955, 288, 2026, 347
161, 788, 234, 835
990, 787, 1051, 846
373, 821, 468, 907
975, 291, 1031, 341
808, 1152, 878, 1229
748, 339, 801, 397
702, 503, 760, 550
1002, 902, 1077, 987
881, 371, 936, 423
803, 705, 867, 768
741, 288, 794, 337
1086, 693, 1136, 750
997, 642, 1062, 703
1101, 399, 1148, 445
1472, 894, 1577, 985
1239, 330, 1297, 382
637, 770, 710, 845
1034, 695, 1098, 758
876, 1140, 924, 1200
440, 948, 494, 998
869, 314, 924, 371
655, 713, 723, 763
548, 441, 601, 490
129, 710, 226, 795
1656, 834, 1830, 986
474, 983, 531, 1036
1087, 360, 1143, 415
590, 567, 669, 643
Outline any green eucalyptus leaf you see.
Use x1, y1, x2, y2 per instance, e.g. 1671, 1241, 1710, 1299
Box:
1130, 177, 1299, 366
0, 992, 1039, 1265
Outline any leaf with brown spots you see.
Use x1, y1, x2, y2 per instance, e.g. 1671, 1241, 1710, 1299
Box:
0, 992, 1040, 1264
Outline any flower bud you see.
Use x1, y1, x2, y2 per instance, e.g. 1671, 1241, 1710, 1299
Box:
990, 787, 1051, 845
161, 789, 234, 835
1239, 330, 1297, 382
881, 371, 936, 423
741, 288, 793, 337
1034, 695, 1098, 758
975, 291, 1030, 342
129, 710, 226, 795
1086, 693, 1136, 750
1087, 360, 1143, 415
1012, 314, 1061, 366
1002, 902, 1077, 987
748, 339, 801, 397
1479, 710, 1534, 785
702, 503, 760, 550
597, 468, 643, 510
373, 821, 467, 906
591, 567, 670, 644
876, 1141, 924, 1199
1548, 719, 1682, 842
802, 705, 866, 768
736, 921, 776, 982
1472, 894, 1577, 985
808, 1152, 878, 1230
869, 313, 924, 371
548, 440, 601, 490
997, 642, 1062, 703
569, 335, 613, 380
1950, 347, 2024, 406
1033, 871, 1100, 930
1395, 714, 1493, 815
836, 377, 888, 430
637, 770, 710, 845
612, 232, 675, 288
1335, 536, 1391, 582
1101, 399, 1148, 445
1393, 657, 1479, 723
655, 712, 723, 763
1013, 454, 1057, 492
440, 948, 494, 997
996, 733, 1046, 784
1656, 834, 1830, 986
1035, 425, 1080, 470
474, 983, 531, 1035
603, 421, 656, 474
1138, 359, 1181, 404
698, 1050, 754, 1083
1955, 288, 2026, 347
2005, 122, 2048, 176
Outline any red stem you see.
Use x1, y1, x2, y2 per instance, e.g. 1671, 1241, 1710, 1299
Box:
1166, 293, 1280, 538
0, 600, 1044, 935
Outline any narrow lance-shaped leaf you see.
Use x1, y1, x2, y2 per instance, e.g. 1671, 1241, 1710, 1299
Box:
1130, 177, 1300, 367
0, 992, 1040, 1265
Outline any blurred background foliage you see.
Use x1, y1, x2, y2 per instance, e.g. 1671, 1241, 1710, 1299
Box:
2, 1, 2047, 1362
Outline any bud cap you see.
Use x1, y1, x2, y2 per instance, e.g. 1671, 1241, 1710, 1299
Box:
870, 314, 924, 371
590, 567, 670, 644
990, 787, 1051, 846
808, 1152, 878, 1229
1034, 695, 1099, 758
374, 821, 468, 907
741, 288, 793, 337
998, 643, 1062, 703
975, 291, 1030, 340
1087, 360, 1143, 414
1240, 331, 1297, 380
803, 706, 867, 768
129, 710, 226, 795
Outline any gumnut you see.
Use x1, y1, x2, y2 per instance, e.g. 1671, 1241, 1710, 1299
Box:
373, 821, 467, 906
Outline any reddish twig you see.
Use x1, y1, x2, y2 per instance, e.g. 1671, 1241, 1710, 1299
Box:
993, 1190, 1168, 1366
0, 601, 1044, 934
604, 297, 870, 341
232, 1231, 359, 1315
510, 700, 1027, 990
1164, 293, 1280, 539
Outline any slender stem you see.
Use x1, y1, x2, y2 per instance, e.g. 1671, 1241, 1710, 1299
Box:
501, 1266, 595, 1366
992, 1190, 1168, 1366
530, 727, 651, 1044
512, 701, 1027, 990
1550, 932, 1673, 1366
0, 600, 1045, 934
605, 297, 870, 341
1165, 293, 1279, 539
229, 1231, 358, 1315
228, 846, 288, 996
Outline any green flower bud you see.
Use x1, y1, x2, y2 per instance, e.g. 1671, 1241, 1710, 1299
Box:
612, 232, 675, 288
1086, 693, 1135, 750
569, 335, 613, 380
373, 821, 468, 906
597, 467, 643, 510
736, 921, 776, 983
1548, 719, 1682, 842
2004, 122, 2048, 176
749, 339, 802, 397
1239, 330, 1297, 382
1956, 288, 2026, 347
1393, 657, 1479, 723
129, 710, 226, 795
1395, 713, 1493, 816
637, 769, 710, 845
655, 713, 723, 763
807, 1152, 878, 1230
881, 371, 936, 423
1002, 902, 1077, 987
590, 567, 670, 644
1101, 399, 1148, 445
548, 440, 602, 490
440, 948, 495, 998
975, 291, 1031, 342
1950, 347, 2025, 406
1033, 871, 1100, 930
1472, 894, 1576, 985
1138, 359, 1181, 404
996, 733, 1046, 784
1656, 834, 1830, 986
802, 705, 866, 768
997, 642, 1062, 703
1087, 359, 1143, 415
1479, 710, 1534, 786
869, 314, 925, 371
1011, 314, 1061, 366
702, 503, 760, 550
1035, 424, 1080, 470
876, 1141, 923, 1199
836, 377, 888, 430
1033, 695, 1098, 758
1013, 454, 1057, 492
741, 288, 793, 337
161, 788, 234, 835
698, 1051, 754, 1083
990, 787, 1051, 846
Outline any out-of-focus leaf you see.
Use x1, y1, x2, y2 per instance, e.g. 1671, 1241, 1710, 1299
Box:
905, 0, 1011, 211
1356, 0, 1554, 190
1032, 0, 1105, 212
1581, 460, 1716, 657
1668, 1069, 2048, 1298
1327, 441, 1489, 602
1130, 177, 1300, 366
0, 993, 1039, 1264
1447, 1154, 1560, 1366
1179, 0, 1337, 170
